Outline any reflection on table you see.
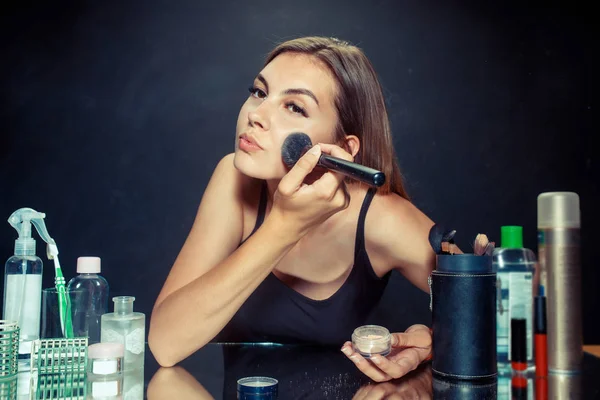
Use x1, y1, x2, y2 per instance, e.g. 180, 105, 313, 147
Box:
10, 366, 144, 399
145, 343, 600, 399
3, 344, 598, 399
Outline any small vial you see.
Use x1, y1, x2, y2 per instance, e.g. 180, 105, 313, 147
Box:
352, 325, 391, 358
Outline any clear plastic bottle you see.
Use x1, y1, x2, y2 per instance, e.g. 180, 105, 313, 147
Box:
493, 226, 535, 371
100, 297, 145, 371
3, 256, 42, 353
67, 257, 109, 344
3, 208, 46, 364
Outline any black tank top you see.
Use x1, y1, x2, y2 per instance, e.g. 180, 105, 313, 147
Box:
216, 184, 391, 345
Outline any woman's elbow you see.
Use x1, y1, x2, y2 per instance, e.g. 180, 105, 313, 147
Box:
148, 316, 212, 367
148, 326, 178, 367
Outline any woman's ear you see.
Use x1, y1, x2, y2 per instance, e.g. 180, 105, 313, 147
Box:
343, 135, 361, 158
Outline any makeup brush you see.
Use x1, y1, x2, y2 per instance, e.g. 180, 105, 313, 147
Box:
281, 132, 385, 187
474, 233, 495, 256
428, 223, 457, 255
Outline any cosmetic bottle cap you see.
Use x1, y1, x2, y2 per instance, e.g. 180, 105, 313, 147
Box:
537, 192, 580, 229
534, 296, 547, 334
501, 226, 523, 248
511, 318, 527, 368
77, 256, 101, 273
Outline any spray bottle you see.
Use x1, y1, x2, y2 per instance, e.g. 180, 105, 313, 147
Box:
3, 207, 71, 370
2, 208, 47, 360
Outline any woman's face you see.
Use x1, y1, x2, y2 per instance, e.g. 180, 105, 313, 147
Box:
233, 52, 339, 180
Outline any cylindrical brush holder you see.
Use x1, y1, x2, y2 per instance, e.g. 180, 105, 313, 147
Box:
431, 254, 497, 381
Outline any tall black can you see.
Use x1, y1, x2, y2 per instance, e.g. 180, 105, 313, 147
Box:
430, 254, 497, 381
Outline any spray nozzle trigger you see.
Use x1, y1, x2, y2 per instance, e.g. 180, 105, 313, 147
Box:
8, 207, 59, 257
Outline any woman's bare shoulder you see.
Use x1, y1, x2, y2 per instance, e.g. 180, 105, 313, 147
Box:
365, 192, 435, 282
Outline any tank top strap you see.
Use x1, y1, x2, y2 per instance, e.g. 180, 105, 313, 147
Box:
354, 187, 376, 261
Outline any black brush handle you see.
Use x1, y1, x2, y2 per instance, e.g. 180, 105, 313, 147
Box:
318, 154, 385, 187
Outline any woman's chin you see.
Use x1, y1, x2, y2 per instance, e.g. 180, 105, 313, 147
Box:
233, 153, 284, 180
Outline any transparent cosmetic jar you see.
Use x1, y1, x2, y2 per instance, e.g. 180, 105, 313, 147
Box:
352, 325, 392, 358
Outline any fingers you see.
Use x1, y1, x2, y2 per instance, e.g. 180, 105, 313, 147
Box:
341, 343, 393, 382
342, 329, 431, 382
353, 382, 397, 400
369, 353, 419, 381
309, 142, 352, 199
278, 145, 321, 196
390, 330, 432, 349
318, 142, 354, 162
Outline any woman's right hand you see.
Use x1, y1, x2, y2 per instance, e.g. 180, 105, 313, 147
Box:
269, 143, 352, 237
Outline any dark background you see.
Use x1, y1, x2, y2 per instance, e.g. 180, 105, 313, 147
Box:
0, 1, 596, 343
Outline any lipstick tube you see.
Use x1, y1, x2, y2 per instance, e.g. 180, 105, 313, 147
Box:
534, 295, 548, 377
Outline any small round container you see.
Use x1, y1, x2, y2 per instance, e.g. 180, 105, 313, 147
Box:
88, 342, 124, 376
352, 325, 391, 358
237, 376, 278, 399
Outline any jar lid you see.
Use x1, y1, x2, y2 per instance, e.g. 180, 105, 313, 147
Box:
237, 376, 278, 395
88, 343, 124, 359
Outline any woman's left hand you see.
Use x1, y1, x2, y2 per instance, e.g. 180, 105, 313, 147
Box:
341, 324, 432, 382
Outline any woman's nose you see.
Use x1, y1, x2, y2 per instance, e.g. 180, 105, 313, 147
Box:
247, 104, 270, 131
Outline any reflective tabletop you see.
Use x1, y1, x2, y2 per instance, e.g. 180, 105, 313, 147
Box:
145, 344, 599, 399
6, 344, 600, 399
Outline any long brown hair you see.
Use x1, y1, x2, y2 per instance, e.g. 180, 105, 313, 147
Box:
265, 36, 409, 199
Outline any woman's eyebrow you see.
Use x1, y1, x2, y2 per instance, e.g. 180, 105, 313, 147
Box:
256, 73, 320, 107
282, 88, 319, 106
256, 74, 269, 92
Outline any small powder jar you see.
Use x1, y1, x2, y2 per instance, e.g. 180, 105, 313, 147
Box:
352, 325, 392, 358
87, 342, 125, 399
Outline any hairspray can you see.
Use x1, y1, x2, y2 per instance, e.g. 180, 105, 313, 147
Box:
537, 192, 583, 373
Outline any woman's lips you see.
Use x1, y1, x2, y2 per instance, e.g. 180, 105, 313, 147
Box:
239, 134, 263, 152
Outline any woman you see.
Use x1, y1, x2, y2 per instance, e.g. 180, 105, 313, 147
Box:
149, 36, 434, 382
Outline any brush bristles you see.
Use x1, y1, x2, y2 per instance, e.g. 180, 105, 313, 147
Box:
281, 132, 313, 168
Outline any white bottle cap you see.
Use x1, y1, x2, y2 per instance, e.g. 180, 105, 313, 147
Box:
77, 256, 101, 273
537, 192, 581, 229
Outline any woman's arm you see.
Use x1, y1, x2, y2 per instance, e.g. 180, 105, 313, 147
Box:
149, 145, 351, 367
149, 153, 291, 366
341, 193, 436, 381
147, 367, 215, 400
366, 193, 437, 291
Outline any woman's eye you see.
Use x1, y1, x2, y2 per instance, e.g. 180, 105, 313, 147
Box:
285, 102, 307, 117
248, 87, 266, 99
